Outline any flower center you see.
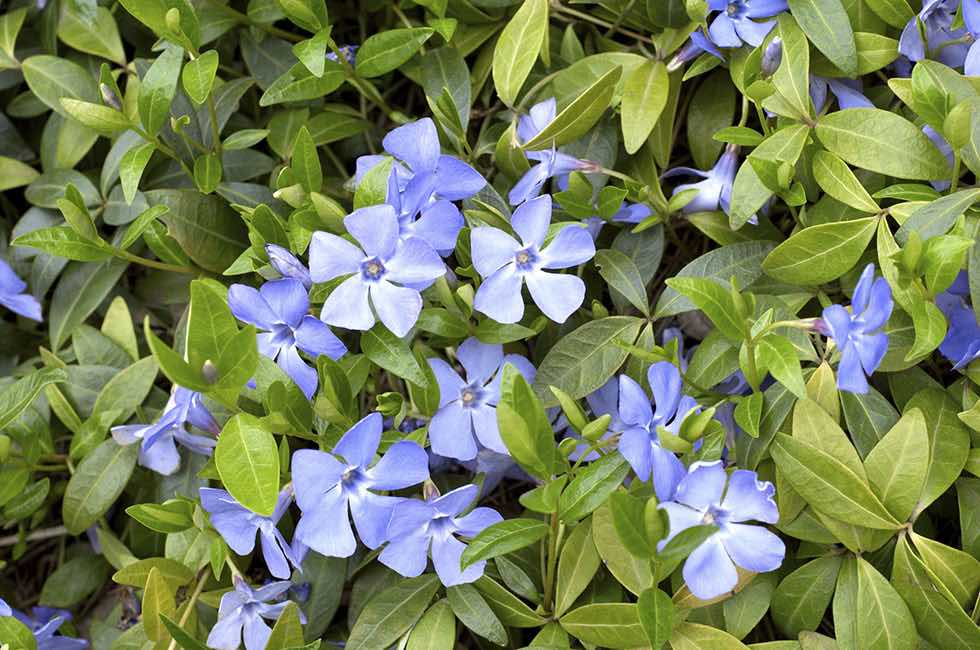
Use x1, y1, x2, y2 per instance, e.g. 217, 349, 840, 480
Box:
459, 384, 485, 408
701, 504, 729, 527
341, 465, 365, 488
726, 1, 743, 17
361, 257, 386, 282
269, 322, 295, 347
514, 246, 539, 272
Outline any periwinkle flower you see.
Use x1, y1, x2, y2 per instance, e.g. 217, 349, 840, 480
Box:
965, 0, 980, 75
760, 37, 783, 77
428, 337, 536, 461
936, 271, 980, 369
326, 44, 358, 66
200, 486, 301, 580
509, 99, 594, 205
379, 484, 503, 586
292, 413, 429, 557
668, 29, 724, 71
12, 607, 87, 650
816, 263, 893, 394
663, 143, 740, 216
0, 257, 42, 321
310, 206, 446, 337
810, 76, 872, 111
0, 598, 10, 617
206, 577, 299, 650
472, 195, 596, 324
923, 125, 955, 191
705, 0, 787, 49
112, 386, 219, 476
228, 278, 346, 399
582, 201, 653, 240
616, 362, 700, 500
899, 0, 970, 68
265, 243, 311, 289
658, 461, 784, 600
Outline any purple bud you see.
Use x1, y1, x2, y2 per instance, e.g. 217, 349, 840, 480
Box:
761, 37, 783, 78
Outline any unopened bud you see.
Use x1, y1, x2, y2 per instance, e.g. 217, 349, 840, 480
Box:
100, 83, 121, 110
761, 37, 783, 78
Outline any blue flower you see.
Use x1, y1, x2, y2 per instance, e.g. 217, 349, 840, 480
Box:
668, 29, 725, 70
817, 263, 893, 394
292, 413, 429, 557
899, 0, 970, 67
428, 337, 536, 461
111, 386, 219, 476
12, 607, 88, 650
509, 99, 593, 205
206, 577, 299, 650
810, 76, 873, 111
472, 195, 596, 324
0, 598, 10, 617
200, 486, 301, 580
265, 243, 311, 289
228, 278, 346, 399
379, 484, 503, 586
965, 0, 980, 74
663, 143, 740, 216
936, 271, 980, 369
658, 461, 784, 600
309, 207, 446, 337
616, 362, 699, 500
326, 44, 358, 65
0, 257, 42, 321
705, 0, 787, 49
356, 119, 485, 253
582, 202, 652, 240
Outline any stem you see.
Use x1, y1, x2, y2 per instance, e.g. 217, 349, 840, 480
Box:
0, 525, 67, 547
542, 512, 561, 613
204, 0, 303, 42
550, 3, 654, 45
115, 249, 200, 274
738, 94, 750, 128
166, 569, 208, 650
950, 152, 962, 192
598, 166, 643, 186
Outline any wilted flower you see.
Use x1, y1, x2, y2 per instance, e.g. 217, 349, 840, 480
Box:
200, 486, 301, 580
111, 386, 219, 476
663, 143, 740, 215
582, 202, 652, 240
265, 243, 311, 289
472, 195, 596, 324
509, 99, 594, 205
816, 263, 893, 393
206, 578, 299, 650
705, 0, 787, 49
936, 271, 980, 369
12, 607, 88, 650
310, 206, 446, 337
428, 337, 536, 461
379, 484, 503, 586
810, 76, 872, 111
0, 257, 42, 321
292, 413, 429, 557
658, 461, 784, 600
899, 0, 970, 67
228, 278, 346, 399
616, 362, 699, 500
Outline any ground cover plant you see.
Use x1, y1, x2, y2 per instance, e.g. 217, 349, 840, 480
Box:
0, 0, 979, 648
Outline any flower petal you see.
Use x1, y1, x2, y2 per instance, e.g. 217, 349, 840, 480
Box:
350, 492, 400, 549
722, 523, 785, 572
345, 204, 400, 259
291, 449, 345, 511
294, 316, 346, 359
431, 534, 484, 586
454, 506, 503, 537
471, 404, 507, 454
413, 200, 464, 253
722, 470, 779, 524
321, 275, 374, 331
457, 338, 503, 385
379, 533, 431, 577
474, 264, 525, 324
429, 401, 478, 461
539, 224, 596, 269
658, 502, 706, 548
335, 412, 383, 467
618, 375, 653, 428
471, 227, 521, 277
370, 280, 422, 338
366, 440, 429, 490
385, 238, 446, 284
512, 195, 552, 247
277, 345, 317, 399
682, 535, 738, 600
618, 427, 653, 481
308, 231, 362, 283
525, 271, 585, 323
294, 488, 355, 557
228, 284, 277, 330
383, 118, 440, 172
259, 278, 308, 328
435, 155, 486, 200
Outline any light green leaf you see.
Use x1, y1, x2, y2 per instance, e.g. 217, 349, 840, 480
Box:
621, 60, 668, 154
555, 518, 601, 616
787, 0, 857, 76
523, 66, 621, 150
492, 0, 548, 107
761, 216, 878, 285
812, 150, 879, 213
182, 50, 219, 105
356, 28, 435, 78
214, 413, 280, 516
460, 518, 549, 568
595, 248, 649, 316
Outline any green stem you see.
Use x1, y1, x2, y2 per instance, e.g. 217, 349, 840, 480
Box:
166, 569, 208, 650
550, 4, 654, 45
542, 512, 562, 613
114, 249, 200, 275
950, 152, 962, 192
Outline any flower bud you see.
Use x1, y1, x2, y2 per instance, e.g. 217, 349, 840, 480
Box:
761, 37, 783, 78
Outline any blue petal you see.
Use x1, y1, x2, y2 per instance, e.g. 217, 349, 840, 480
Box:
206, 611, 245, 650
321, 275, 374, 331
277, 345, 317, 399
0, 292, 42, 322
379, 533, 430, 577
431, 484, 479, 517
618, 427, 653, 481
370, 280, 423, 337
350, 492, 400, 549
471, 404, 507, 454
335, 412, 383, 468
722, 523, 785, 572
293, 316, 346, 359
471, 227, 521, 277
0, 258, 26, 294
385, 238, 446, 285
435, 155, 486, 200
539, 224, 595, 269
428, 358, 466, 407
228, 284, 277, 330
431, 535, 484, 586
291, 449, 345, 512
618, 375, 653, 428
525, 270, 585, 323
429, 401, 478, 461
200, 488, 258, 555
722, 469, 779, 523
457, 338, 503, 385
708, 15, 742, 48
508, 163, 550, 205
650, 443, 685, 501
682, 535, 738, 600
474, 264, 525, 324
512, 195, 552, 247
413, 201, 464, 254
345, 205, 400, 260
366, 441, 429, 490
672, 461, 726, 511
259, 278, 308, 328
454, 506, 503, 537
294, 488, 355, 557
836, 341, 869, 393
383, 118, 440, 173
308, 232, 362, 283
658, 502, 705, 549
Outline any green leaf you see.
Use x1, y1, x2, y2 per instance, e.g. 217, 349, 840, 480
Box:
0, 616, 36, 650
59, 99, 131, 135
139, 45, 183, 138
595, 249, 650, 316
814, 108, 951, 180
492, 0, 548, 106
621, 60, 669, 154
909, 531, 980, 610
182, 50, 219, 105
534, 316, 644, 407
497, 366, 554, 479
446, 584, 507, 645
214, 414, 280, 516
39, 554, 110, 608
769, 14, 811, 119
559, 452, 631, 522
523, 66, 621, 150
62, 439, 139, 534
159, 615, 209, 650
863, 407, 929, 522
126, 500, 194, 534
609, 491, 652, 559
361, 324, 429, 387
665, 277, 744, 341
22, 55, 100, 117
593, 502, 653, 595
761, 216, 877, 285
12, 226, 111, 262
58, 4, 125, 63
406, 599, 455, 650
637, 588, 673, 650
895, 188, 980, 244
460, 518, 549, 568
772, 555, 842, 637
559, 603, 647, 648
812, 150, 879, 213
0, 156, 40, 191
267, 602, 306, 650
293, 29, 329, 78
346, 575, 441, 650
292, 126, 322, 193
905, 388, 970, 511
473, 575, 547, 627
142, 567, 175, 643
555, 518, 601, 616
862, 0, 914, 28
669, 623, 750, 649
787, 0, 857, 76
111, 557, 195, 589
120, 142, 156, 205
0, 367, 67, 429
356, 28, 435, 78
770, 433, 901, 530
193, 153, 222, 193
757, 334, 806, 398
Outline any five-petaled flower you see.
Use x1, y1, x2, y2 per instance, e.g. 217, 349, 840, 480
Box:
616, 362, 700, 500
663, 143, 741, 217
936, 271, 980, 369
899, 0, 970, 68
816, 263, 893, 394
509, 99, 593, 205
705, 0, 787, 49
228, 277, 346, 399
111, 386, 219, 476
0, 257, 42, 321
206, 577, 300, 650
310, 207, 446, 337
201, 486, 302, 580
379, 484, 503, 586
428, 337, 536, 461
659, 461, 784, 600
292, 413, 429, 557
12, 607, 88, 650
471, 195, 596, 324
